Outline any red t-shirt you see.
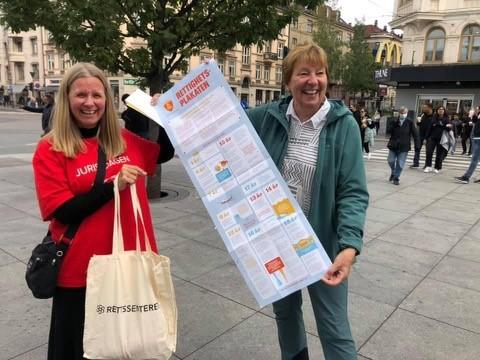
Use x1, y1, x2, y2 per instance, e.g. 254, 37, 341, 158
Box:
33, 130, 161, 287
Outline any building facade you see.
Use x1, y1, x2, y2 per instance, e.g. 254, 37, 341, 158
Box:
0, 5, 354, 110
367, 21, 403, 111
390, 0, 480, 116
184, 31, 288, 108
0, 26, 45, 105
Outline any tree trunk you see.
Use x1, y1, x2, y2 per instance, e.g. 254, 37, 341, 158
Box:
146, 70, 170, 199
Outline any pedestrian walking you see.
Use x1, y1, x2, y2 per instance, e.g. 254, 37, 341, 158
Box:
387, 106, 420, 185
455, 106, 480, 184
424, 106, 452, 173
460, 109, 474, 155
32, 63, 174, 360
23, 92, 55, 136
373, 109, 381, 134
247, 43, 369, 360
411, 102, 433, 169
361, 109, 375, 160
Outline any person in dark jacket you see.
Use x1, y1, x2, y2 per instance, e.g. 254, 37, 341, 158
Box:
460, 109, 474, 155
23, 92, 55, 136
424, 106, 452, 173
411, 102, 433, 169
121, 93, 150, 139
455, 106, 480, 183
387, 106, 420, 185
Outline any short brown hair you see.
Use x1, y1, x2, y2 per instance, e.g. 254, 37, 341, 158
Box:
283, 43, 329, 85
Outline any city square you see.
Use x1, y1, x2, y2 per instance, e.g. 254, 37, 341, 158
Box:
0, 0, 479, 359
1, 112, 479, 359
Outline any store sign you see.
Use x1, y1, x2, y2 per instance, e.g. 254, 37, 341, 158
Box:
374, 67, 390, 82
123, 78, 139, 85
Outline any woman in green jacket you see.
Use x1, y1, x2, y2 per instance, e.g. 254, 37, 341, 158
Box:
247, 43, 369, 360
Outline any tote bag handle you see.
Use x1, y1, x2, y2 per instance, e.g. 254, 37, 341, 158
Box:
130, 181, 153, 253
112, 176, 152, 255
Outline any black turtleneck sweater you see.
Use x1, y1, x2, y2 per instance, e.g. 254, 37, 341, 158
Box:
52, 126, 174, 224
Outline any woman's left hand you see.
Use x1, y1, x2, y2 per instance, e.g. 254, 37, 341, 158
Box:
117, 164, 147, 191
150, 93, 161, 107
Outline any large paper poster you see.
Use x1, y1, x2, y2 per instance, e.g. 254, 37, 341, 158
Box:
153, 61, 332, 307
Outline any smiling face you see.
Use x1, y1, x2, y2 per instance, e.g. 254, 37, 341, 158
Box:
68, 76, 106, 129
287, 60, 328, 121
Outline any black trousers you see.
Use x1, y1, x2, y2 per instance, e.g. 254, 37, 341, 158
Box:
48, 287, 86, 360
425, 138, 447, 170
363, 141, 370, 153
462, 136, 472, 154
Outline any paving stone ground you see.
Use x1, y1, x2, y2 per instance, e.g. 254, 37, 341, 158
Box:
1, 135, 479, 359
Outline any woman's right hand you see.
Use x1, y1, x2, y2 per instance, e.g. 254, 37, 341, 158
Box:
117, 164, 147, 191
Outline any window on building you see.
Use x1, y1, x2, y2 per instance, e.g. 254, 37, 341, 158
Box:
14, 62, 24, 81
265, 41, 272, 53
228, 59, 236, 77
424, 28, 445, 62
31, 38, 38, 55
256, 64, 262, 80
216, 57, 224, 74
47, 52, 55, 71
275, 66, 282, 83
241, 77, 250, 88
31, 63, 39, 80
12, 37, 23, 53
264, 66, 270, 81
242, 46, 251, 65
109, 80, 119, 109
459, 24, 480, 62
256, 89, 263, 105
292, 37, 298, 48
292, 19, 298, 29
277, 42, 284, 59
163, 54, 172, 68
306, 20, 313, 33
60, 53, 66, 69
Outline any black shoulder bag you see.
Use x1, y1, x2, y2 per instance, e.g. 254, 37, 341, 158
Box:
26, 145, 107, 299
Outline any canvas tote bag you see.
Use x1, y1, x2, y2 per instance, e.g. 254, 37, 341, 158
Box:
83, 177, 177, 359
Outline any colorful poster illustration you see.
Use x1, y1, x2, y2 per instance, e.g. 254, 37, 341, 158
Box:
152, 61, 332, 307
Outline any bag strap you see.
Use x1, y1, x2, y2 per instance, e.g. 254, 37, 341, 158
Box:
112, 179, 153, 254
62, 145, 107, 243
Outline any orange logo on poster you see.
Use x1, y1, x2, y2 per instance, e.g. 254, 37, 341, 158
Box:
164, 100, 174, 112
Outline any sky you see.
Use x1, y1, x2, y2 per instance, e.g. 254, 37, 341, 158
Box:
333, 0, 395, 30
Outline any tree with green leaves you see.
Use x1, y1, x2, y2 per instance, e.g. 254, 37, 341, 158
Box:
0, 0, 324, 94
342, 24, 378, 100
313, 5, 345, 84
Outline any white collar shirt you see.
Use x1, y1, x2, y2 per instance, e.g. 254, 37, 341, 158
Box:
286, 98, 331, 129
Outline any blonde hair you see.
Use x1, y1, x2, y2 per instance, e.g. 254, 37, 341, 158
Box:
48, 62, 125, 159
282, 42, 329, 85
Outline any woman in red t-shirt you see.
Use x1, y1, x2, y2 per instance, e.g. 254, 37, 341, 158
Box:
32, 63, 174, 360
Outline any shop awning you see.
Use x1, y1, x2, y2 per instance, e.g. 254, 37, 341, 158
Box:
390, 64, 480, 83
